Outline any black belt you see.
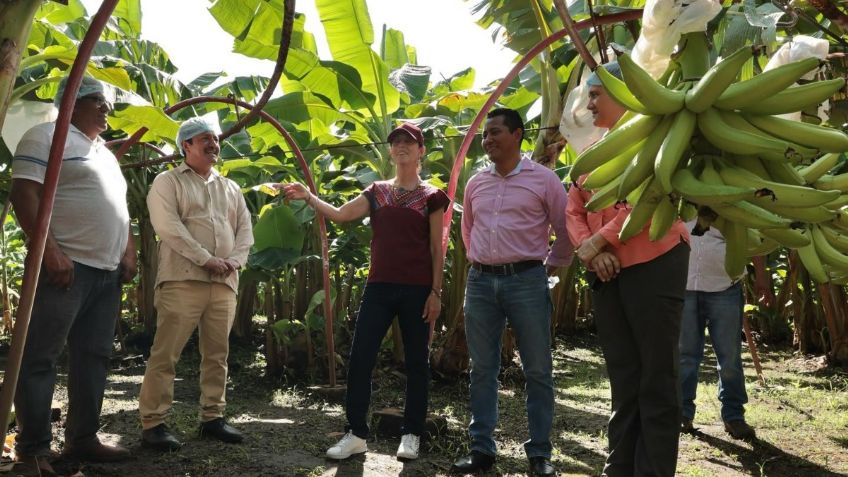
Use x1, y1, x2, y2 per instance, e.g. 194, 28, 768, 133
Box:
471, 260, 543, 276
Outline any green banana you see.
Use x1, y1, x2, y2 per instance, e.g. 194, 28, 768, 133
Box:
617, 116, 674, 200
759, 226, 811, 247
754, 202, 836, 223
797, 239, 830, 283
583, 139, 644, 189
811, 225, 848, 271
813, 172, 848, 192
684, 46, 753, 113
711, 201, 793, 229
679, 200, 698, 222
824, 194, 848, 210
819, 224, 848, 253
655, 109, 696, 193
761, 159, 806, 186
569, 114, 662, 181
714, 57, 821, 110
619, 177, 664, 242
732, 156, 772, 178
649, 196, 678, 241
723, 219, 749, 278
697, 108, 796, 159
596, 66, 650, 115
747, 236, 780, 257
745, 113, 848, 153
585, 175, 625, 212
671, 168, 763, 205
618, 53, 686, 115
718, 163, 841, 207
738, 78, 846, 115
798, 152, 841, 184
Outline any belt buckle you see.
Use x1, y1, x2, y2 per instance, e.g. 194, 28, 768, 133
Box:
505, 263, 515, 275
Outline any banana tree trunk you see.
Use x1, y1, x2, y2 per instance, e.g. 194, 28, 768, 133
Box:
0, 0, 41, 132
137, 215, 158, 333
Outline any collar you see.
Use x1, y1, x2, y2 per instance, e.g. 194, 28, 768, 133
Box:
68, 124, 105, 147
487, 155, 534, 177
177, 162, 220, 182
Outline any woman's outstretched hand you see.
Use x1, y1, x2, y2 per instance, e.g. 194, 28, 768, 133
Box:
273, 182, 311, 202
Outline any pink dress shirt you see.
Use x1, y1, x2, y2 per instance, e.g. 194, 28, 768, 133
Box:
462, 157, 573, 267
566, 174, 689, 269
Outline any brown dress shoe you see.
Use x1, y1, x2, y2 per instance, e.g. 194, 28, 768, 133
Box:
724, 419, 756, 440
15, 454, 58, 477
63, 440, 131, 462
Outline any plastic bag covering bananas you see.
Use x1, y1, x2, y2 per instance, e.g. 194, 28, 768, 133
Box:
568, 32, 848, 282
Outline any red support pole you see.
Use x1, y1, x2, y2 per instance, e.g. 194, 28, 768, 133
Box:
0, 0, 120, 452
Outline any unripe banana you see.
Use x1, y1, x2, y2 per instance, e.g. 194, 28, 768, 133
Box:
671, 168, 764, 205
684, 46, 753, 113
583, 139, 644, 189
718, 111, 817, 161
569, 114, 662, 181
754, 202, 836, 223
824, 194, 848, 210
617, 116, 674, 200
656, 109, 696, 193
798, 152, 841, 184
714, 57, 821, 110
738, 78, 846, 115
679, 200, 698, 222
697, 108, 796, 159
619, 177, 664, 242
760, 226, 811, 247
811, 225, 848, 272
618, 53, 686, 115
710, 201, 793, 229
649, 195, 678, 241
718, 163, 841, 207
585, 175, 625, 212
748, 236, 780, 257
595, 66, 650, 115
796, 239, 830, 283
813, 172, 848, 192
819, 225, 848, 253
745, 113, 848, 153
732, 156, 772, 179
723, 219, 749, 278
761, 159, 806, 186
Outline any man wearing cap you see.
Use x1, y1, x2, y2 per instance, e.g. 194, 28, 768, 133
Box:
10, 76, 135, 472
566, 62, 689, 477
451, 108, 572, 476
138, 117, 253, 451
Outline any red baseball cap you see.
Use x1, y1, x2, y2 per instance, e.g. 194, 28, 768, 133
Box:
387, 122, 424, 146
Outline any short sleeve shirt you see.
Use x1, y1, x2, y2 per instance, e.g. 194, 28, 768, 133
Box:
362, 181, 450, 286
12, 122, 129, 271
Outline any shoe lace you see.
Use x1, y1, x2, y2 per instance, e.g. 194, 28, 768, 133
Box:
337, 432, 356, 448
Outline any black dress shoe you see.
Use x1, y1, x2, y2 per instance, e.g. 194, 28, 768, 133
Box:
528, 456, 556, 476
199, 418, 244, 443
142, 424, 182, 451
450, 450, 495, 474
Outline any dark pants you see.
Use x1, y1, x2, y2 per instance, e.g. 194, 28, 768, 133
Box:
592, 243, 689, 477
15, 262, 121, 456
345, 283, 431, 438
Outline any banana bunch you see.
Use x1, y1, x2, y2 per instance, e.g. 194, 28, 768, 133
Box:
569, 32, 848, 282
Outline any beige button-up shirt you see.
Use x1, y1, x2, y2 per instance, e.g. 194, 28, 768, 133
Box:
147, 163, 253, 292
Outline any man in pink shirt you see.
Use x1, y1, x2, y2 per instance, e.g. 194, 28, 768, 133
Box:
451, 108, 572, 477
566, 62, 689, 477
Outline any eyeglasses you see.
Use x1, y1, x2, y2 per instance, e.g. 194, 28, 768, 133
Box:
78, 95, 113, 109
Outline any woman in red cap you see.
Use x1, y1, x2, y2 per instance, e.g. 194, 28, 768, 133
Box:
279, 122, 448, 461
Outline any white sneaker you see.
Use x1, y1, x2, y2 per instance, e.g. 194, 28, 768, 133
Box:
396, 433, 420, 460
326, 431, 367, 460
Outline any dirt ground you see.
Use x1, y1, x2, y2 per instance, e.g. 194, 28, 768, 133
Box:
4, 335, 848, 477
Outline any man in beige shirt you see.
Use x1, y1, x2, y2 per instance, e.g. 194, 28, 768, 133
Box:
139, 117, 253, 451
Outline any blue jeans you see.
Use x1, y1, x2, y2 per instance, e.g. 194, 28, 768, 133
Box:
345, 283, 431, 438
15, 262, 122, 456
464, 264, 554, 459
679, 282, 748, 422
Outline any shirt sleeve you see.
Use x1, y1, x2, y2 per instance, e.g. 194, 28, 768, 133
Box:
544, 172, 574, 267
565, 177, 593, 247
597, 205, 631, 248
11, 126, 51, 183
461, 177, 476, 252
147, 173, 213, 266
427, 188, 450, 213
228, 185, 254, 267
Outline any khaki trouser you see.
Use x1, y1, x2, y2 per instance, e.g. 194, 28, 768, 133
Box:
139, 280, 236, 430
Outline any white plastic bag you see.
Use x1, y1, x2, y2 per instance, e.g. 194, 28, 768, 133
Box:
631, 0, 723, 78
559, 80, 604, 154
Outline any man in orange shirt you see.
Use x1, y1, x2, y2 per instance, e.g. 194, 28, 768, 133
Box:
565, 62, 690, 477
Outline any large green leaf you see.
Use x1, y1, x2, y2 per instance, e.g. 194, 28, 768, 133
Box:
381, 28, 408, 70
36, 0, 86, 24
208, 0, 263, 38
209, 0, 317, 60
108, 105, 179, 143
281, 48, 376, 110
389, 64, 431, 103
316, 0, 400, 117
252, 202, 307, 252
112, 0, 142, 39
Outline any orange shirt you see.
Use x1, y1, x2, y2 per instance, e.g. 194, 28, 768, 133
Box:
565, 175, 689, 269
